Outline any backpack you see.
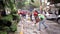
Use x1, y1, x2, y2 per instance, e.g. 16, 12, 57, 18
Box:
38, 14, 45, 20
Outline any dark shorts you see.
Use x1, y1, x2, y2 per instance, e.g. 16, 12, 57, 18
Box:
22, 14, 26, 16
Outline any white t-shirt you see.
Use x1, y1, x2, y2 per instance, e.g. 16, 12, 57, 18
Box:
32, 14, 35, 20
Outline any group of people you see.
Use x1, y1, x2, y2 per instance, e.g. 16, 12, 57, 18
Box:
18, 7, 47, 31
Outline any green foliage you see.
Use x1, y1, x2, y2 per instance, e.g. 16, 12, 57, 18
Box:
0, 31, 7, 34
12, 14, 20, 21
0, 14, 20, 31
16, 0, 26, 9
4, 27, 10, 31
30, 0, 40, 8
11, 10, 17, 14
25, 0, 30, 5
4, 0, 17, 13
0, 0, 20, 32
10, 22, 17, 32
31, 0, 34, 3
1, 14, 20, 23
1, 15, 13, 21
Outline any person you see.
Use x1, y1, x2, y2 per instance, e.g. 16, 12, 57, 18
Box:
38, 14, 47, 31
30, 12, 33, 21
33, 9, 39, 24
26, 11, 31, 21
22, 10, 27, 18
33, 10, 38, 18
19, 10, 27, 19
39, 6, 43, 14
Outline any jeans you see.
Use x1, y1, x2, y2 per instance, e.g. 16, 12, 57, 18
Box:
39, 18, 47, 30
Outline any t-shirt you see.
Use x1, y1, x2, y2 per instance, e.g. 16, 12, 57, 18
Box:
38, 14, 45, 20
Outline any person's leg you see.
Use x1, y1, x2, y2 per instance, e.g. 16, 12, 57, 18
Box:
39, 21, 42, 31
23, 14, 26, 19
30, 15, 32, 21
24, 15, 26, 19
39, 18, 47, 31
42, 19, 47, 29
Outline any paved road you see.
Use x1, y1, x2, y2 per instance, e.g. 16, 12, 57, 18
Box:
17, 17, 60, 34
46, 20, 60, 34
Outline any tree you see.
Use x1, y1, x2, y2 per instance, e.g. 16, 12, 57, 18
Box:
30, 0, 40, 8
0, 0, 20, 34
16, 0, 26, 9
31, 0, 34, 3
